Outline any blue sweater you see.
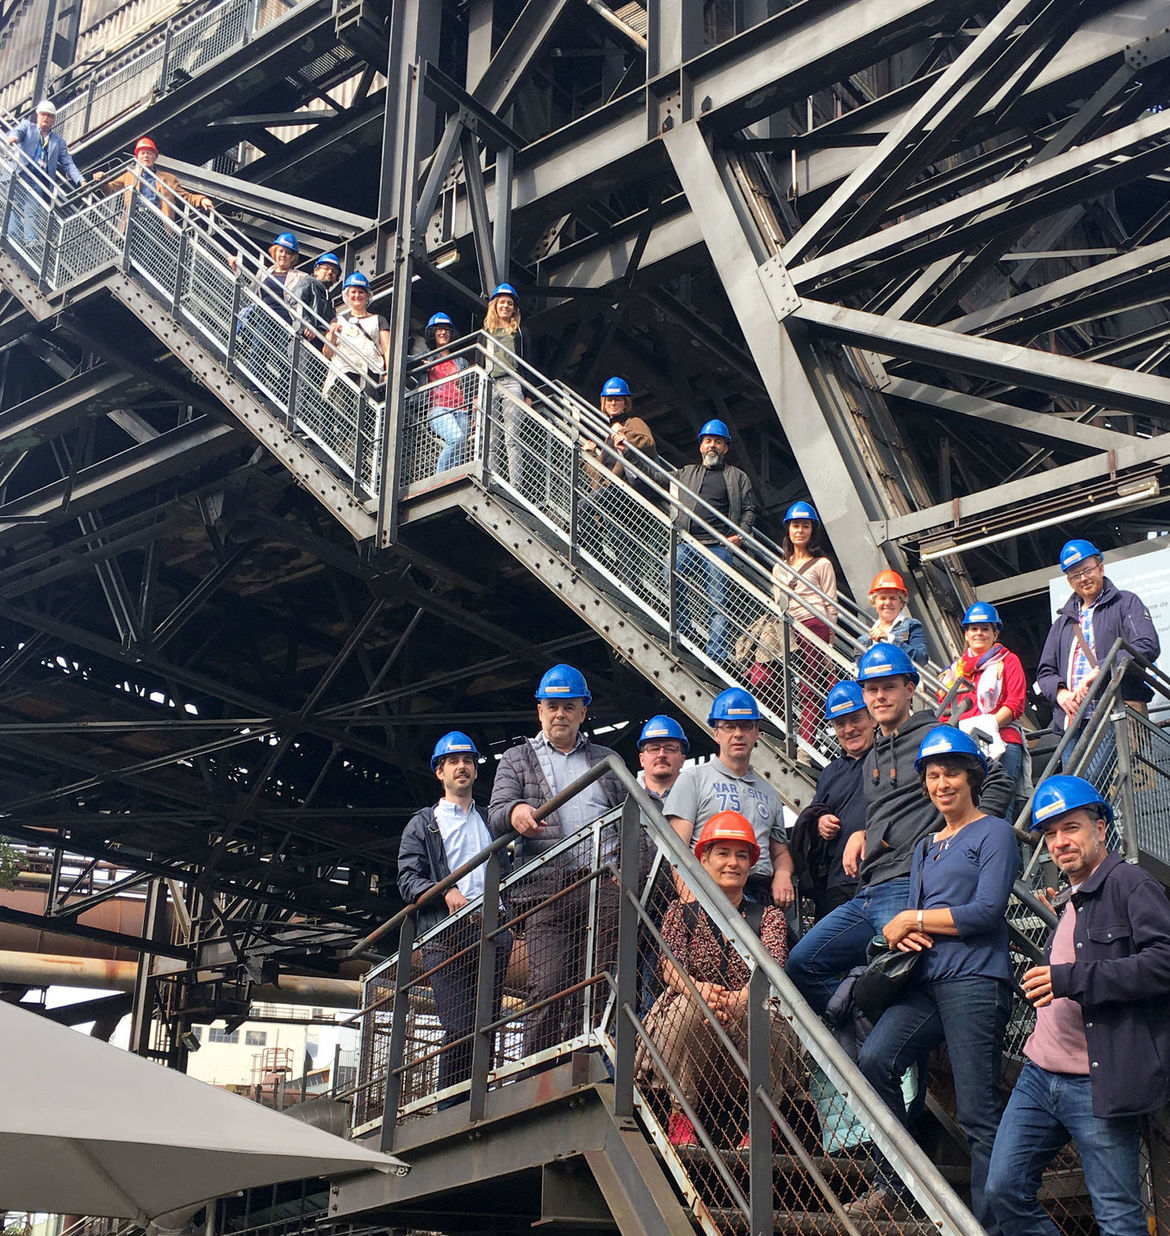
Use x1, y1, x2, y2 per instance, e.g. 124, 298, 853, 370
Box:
909, 813, 1018, 983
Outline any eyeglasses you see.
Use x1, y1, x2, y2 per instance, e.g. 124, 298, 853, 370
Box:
715, 721, 758, 732
1066, 564, 1102, 584
641, 742, 684, 754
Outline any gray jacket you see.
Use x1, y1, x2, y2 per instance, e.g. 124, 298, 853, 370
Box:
487, 736, 625, 881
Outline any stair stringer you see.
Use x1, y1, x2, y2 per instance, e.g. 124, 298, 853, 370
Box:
455, 483, 814, 810
0, 253, 378, 542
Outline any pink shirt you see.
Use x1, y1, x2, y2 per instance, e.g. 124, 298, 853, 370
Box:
1024, 900, 1090, 1075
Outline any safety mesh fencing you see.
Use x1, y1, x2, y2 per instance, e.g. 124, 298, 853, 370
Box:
410, 340, 874, 766
45, 0, 307, 148
353, 812, 627, 1130
0, 147, 382, 497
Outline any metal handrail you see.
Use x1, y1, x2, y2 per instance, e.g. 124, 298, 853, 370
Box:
354, 754, 988, 1236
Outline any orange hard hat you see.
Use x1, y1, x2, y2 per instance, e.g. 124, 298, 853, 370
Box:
869, 569, 907, 596
694, 811, 760, 866
134, 136, 158, 154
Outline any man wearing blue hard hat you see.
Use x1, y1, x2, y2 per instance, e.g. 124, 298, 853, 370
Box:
672, 418, 759, 666
397, 731, 513, 1107
1035, 538, 1159, 752
488, 664, 625, 1054
789, 681, 874, 921
986, 774, 1170, 1236
787, 644, 1013, 1012
664, 686, 793, 910
636, 714, 688, 803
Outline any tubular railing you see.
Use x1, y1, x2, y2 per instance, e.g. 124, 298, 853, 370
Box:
350, 757, 1087, 1236
350, 739, 1168, 1236
401, 335, 947, 766
0, 142, 382, 498
4, 0, 312, 149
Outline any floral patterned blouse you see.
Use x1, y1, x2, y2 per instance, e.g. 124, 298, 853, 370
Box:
660, 898, 788, 990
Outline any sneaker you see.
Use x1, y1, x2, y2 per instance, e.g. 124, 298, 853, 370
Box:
844, 1187, 913, 1221
667, 1111, 699, 1148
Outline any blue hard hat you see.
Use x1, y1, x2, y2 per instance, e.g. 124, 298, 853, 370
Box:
857, 642, 920, 685
707, 686, 761, 726
430, 730, 481, 771
534, 663, 591, 706
1060, 539, 1102, 572
825, 681, 867, 721
272, 231, 299, 253
343, 272, 370, 291
638, 714, 689, 753
600, 376, 631, 399
490, 282, 518, 301
962, 602, 1002, 628
914, 725, 988, 773
698, 419, 731, 443
1032, 774, 1114, 829
426, 312, 454, 330
785, 501, 819, 523
314, 252, 341, 269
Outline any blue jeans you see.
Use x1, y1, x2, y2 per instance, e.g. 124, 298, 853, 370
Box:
999, 740, 1024, 823
429, 406, 470, 472
858, 976, 1011, 1229
985, 1060, 1146, 1236
786, 876, 912, 1014
676, 542, 733, 663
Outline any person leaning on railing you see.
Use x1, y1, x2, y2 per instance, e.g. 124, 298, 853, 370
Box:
486, 663, 626, 1057
637, 811, 803, 1150
93, 135, 211, 220
5, 100, 87, 246
323, 271, 390, 400
395, 731, 513, 1110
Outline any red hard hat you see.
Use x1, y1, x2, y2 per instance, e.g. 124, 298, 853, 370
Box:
694, 811, 760, 866
869, 569, 907, 596
134, 136, 158, 154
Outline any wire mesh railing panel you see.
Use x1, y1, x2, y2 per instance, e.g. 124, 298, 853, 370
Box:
1122, 711, 1170, 870
0, 173, 53, 272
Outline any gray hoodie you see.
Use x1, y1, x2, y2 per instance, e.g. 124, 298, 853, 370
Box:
860, 709, 1012, 889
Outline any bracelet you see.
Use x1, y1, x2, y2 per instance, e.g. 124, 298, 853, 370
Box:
916, 910, 924, 931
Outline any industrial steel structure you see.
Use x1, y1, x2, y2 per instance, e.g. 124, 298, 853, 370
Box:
1, 0, 1169, 1228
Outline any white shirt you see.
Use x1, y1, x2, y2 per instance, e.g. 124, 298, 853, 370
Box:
434, 798, 492, 901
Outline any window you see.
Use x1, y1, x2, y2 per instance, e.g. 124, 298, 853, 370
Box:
188, 1025, 202, 1042
245, 1030, 267, 1047
208, 1026, 238, 1044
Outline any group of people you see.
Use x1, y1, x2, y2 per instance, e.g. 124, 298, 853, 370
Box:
397, 636, 1169, 1236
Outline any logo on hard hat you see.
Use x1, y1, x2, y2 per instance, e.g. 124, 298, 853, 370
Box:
726, 707, 754, 717
828, 699, 854, 715
1034, 793, 1067, 821
545, 684, 571, 694
920, 739, 950, 758
869, 660, 893, 674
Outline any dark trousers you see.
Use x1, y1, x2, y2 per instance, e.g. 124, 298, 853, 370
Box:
425, 918, 513, 1104
858, 976, 1012, 1228
523, 870, 619, 1056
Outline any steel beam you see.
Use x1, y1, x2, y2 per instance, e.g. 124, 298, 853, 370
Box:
792, 299, 1170, 422
472, 0, 573, 117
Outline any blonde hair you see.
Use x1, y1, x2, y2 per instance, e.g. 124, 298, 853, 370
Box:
484, 297, 521, 333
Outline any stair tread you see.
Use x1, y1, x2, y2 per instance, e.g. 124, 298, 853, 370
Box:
709, 1207, 938, 1235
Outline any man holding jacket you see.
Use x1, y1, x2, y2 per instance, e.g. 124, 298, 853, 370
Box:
986, 775, 1170, 1236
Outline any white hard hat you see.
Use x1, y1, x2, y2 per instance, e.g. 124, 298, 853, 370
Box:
35, 100, 57, 117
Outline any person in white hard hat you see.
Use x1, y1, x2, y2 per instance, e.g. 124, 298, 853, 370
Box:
5, 101, 87, 246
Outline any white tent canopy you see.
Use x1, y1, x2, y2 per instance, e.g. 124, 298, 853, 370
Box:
0, 1001, 402, 1220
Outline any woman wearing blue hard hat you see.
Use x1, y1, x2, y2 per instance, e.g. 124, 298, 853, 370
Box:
323, 271, 390, 404
419, 311, 473, 473
851, 725, 1018, 1225
231, 230, 302, 395
482, 283, 530, 488
937, 601, 1027, 817
761, 501, 838, 763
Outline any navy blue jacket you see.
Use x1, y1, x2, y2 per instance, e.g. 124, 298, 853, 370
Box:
791, 750, 867, 894
397, 802, 511, 937
7, 119, 84, 188
1035, 578, 1160, 729
1047, 852, 1170, 1117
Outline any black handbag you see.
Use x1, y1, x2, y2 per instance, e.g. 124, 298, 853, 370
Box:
851, 837, 930, 1023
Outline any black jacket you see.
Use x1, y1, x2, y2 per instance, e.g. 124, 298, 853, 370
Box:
1047, 852, 1170, 1117
674, 462, 758, 539
397, 802, 511, 937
